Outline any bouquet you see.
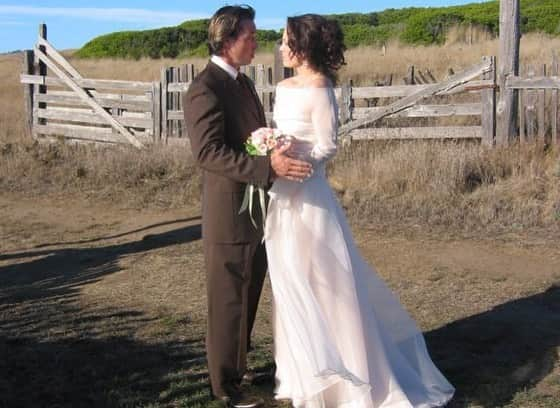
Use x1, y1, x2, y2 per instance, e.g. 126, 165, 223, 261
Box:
239, 127, 290, 228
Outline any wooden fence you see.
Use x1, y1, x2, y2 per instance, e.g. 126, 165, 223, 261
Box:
337, 56, 496, 143
160, 64, 276, 141
139, 55, 497, 145
19, 24, 560, 148
21, 26, 155, 148
507, 53, 560, 146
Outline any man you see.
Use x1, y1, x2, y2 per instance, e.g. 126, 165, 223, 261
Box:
182, 5, 312, 408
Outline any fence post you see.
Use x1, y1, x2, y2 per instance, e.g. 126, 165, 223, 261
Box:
178, 65, 188, 138
255, 63, 272, 118
111, 102, 120, 138
404, 65, 415, 85
267, 66, 273, 86
383, 73, 393, 86
168, 67, 176, 138
525, 66, 537, 143
256, 63, 265, 101
152, 82, 161, 142
552, 52, 559, 147
518, 63, 526, 143
186, 64, 196, 82
267, 66, 274, 125
34, 24, 48, 137
248, 65, 256, 82
273, 43, 283, 85
339, 81, 352, 125
22, 50, 34, 138
160, 67, 168, 142
481, 56, 496, 146
174, 67, 181, 137
537, 64, 546, 144
496, 0, 520, 145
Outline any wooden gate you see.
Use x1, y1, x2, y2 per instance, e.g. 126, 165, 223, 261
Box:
337, 56, 496, 145
20, 25, 157, 148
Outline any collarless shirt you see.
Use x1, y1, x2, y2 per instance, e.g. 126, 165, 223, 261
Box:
210, 55, 239, 80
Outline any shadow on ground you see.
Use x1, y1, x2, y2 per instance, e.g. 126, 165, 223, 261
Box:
0, 220, 201, 305
427, 285, 560, 407
0, 318, 208, 407
251, 286, 560, 408
1, 219, 559, 407
0, 220, 212, 407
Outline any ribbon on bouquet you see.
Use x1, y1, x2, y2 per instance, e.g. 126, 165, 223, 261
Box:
238, 184, 267, 229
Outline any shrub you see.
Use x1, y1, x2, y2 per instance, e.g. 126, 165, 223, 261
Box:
74, 1, 560, 59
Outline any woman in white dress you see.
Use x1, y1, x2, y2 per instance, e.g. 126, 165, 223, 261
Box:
265, 14, 455, 408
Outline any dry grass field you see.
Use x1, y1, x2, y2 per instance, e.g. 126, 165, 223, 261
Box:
1, 34, 560, 407
342, 32, 560, 85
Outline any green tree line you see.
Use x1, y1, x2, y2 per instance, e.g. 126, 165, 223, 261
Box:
76, 0, 560, 59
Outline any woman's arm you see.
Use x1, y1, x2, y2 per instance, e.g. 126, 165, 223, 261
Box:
309, 86, 338, 165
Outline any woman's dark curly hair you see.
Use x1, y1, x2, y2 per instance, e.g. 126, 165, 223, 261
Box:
286, 14, 346, 84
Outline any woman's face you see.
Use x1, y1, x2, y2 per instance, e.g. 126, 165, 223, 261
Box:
279, 28, 301, 68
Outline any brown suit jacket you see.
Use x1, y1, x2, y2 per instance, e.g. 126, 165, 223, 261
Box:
183, 61, 270, 243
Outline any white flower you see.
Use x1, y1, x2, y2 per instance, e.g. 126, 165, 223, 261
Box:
266, 137, 277, 149
246, 127, 286, 156
251, 133, 264, 146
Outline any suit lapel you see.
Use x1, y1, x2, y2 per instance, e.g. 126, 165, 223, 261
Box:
206, 62, 266, 127
237, 73, 265, 125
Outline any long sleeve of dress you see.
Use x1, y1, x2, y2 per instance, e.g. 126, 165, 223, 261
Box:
309, 87, 338, 166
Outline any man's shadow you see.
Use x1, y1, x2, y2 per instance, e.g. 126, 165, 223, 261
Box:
0, 217, 216, 407
0, 217, 202, 305
0, 313, 211, 407
425, 284, 560, 407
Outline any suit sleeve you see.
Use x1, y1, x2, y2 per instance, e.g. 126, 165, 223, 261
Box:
183, 81, 271, 187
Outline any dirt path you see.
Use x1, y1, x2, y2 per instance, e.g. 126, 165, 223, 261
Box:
1, 192, 559, 407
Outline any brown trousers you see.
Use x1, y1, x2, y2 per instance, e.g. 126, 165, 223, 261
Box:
204, 239, 267, 398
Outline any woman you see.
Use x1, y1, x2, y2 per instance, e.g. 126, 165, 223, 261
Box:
265, 14, 455, 408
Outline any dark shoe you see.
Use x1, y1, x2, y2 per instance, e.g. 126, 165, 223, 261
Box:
242, 370, 273, 386
220, 394, 264, 408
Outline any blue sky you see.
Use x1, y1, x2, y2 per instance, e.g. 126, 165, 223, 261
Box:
0, 1, 489, 53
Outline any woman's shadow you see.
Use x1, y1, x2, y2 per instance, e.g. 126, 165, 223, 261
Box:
426, 284, 560, 407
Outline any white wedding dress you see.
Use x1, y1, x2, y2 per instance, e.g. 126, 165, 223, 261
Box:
264, 85, 455, 408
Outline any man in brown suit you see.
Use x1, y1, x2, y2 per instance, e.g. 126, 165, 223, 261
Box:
182, 5, 312, 407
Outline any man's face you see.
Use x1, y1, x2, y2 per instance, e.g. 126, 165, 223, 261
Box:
224, 19, 257, 68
